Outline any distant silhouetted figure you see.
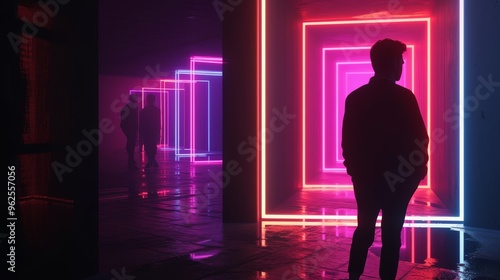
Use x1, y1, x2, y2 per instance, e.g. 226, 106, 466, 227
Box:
140, 94, 161, 169
342, 38, 429, 280
120, 94, 139, 170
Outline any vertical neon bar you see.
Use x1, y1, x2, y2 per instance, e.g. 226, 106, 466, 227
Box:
411, 44, 415, 94
458, 0, 465, 221
334, 61, 339, 170
160, 80, 166, 147
427, 222, 431, 260
160, 87, 164, 147
301, 22, 306, 189
207, 85, 211, 153
166, 87, 169, 148
190, 60, 195, 162
459, 229, 464, 265
175, 74, 180, 152
257, 0, 262, 221
321, 48, 327, 171
261, 0, 267, 218
426, 18, 432, 191
411, 226, 415, 263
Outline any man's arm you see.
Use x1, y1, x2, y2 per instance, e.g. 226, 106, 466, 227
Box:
156, 108, 161, 132
408, 94, 429, 178
342, 96, 358, 177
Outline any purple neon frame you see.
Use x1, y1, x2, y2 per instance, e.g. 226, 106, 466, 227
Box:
321, 46, 415, 175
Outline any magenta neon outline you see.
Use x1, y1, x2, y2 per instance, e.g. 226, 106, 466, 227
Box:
174, 70, 222, 162
159, 79, 194, 149
260, 7, 465, 221
189, 56, 223, 164
320, 46, 415, 175
322, 45, 414, 180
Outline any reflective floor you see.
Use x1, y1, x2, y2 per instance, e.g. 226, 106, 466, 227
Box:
268, 188, 452, 218
93, 148, 500, 280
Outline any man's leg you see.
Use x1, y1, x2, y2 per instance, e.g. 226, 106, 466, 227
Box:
348, 180, 381, 279
379, 178, 419, 280
151, 142, 158, 167
126, 133, 137, 169
144, 140, 154, 168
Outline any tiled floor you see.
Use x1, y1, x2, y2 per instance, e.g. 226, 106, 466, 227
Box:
93, 148, 500, 280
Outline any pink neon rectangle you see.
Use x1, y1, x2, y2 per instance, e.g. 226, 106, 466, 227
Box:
159, 79, 192, 149
321, 47, 413, 173
189, 57, 223, 164
259, 0, 464, 223
320, 46, 414, 173
302, 20, 429, 188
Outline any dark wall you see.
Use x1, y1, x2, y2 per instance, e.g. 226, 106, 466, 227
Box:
464, 0, 500, 231
265, 0, 302, 211
7, 0, 98, 279
221, 0, 302, 222
430, 0, 460, 214
98, 0, 222, 77
222, 0, 259, 222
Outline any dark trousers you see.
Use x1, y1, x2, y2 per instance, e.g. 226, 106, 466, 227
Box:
143, 139, 158, 166
124, 131, 137, 165
348, 176, 420, 280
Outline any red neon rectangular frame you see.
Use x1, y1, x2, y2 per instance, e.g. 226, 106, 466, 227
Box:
258, 0, 465, 222
315, 45, 428, 188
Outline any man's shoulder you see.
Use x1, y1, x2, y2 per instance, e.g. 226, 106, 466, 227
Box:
346, 84, 371, 100
347, 82, 414, 99
121, 103, 130, 111
393, 83, 413, 95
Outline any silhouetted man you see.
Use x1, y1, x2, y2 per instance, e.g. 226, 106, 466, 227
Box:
140, 94, 161, 168
342, 38, 429, 280
120, 94, 139, 170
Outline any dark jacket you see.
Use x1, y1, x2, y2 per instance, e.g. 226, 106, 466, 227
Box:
120, 103, 139, 135
139, 105, 161, 143
341, 77, 429, 181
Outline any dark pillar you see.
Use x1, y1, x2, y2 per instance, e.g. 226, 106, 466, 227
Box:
222, 0, 259, 222
464, 0, 500, 231
6, 1, 98, 279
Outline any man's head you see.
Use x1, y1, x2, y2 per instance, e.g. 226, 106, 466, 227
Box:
370, 38, 406, 81
146, 94, 156, 105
